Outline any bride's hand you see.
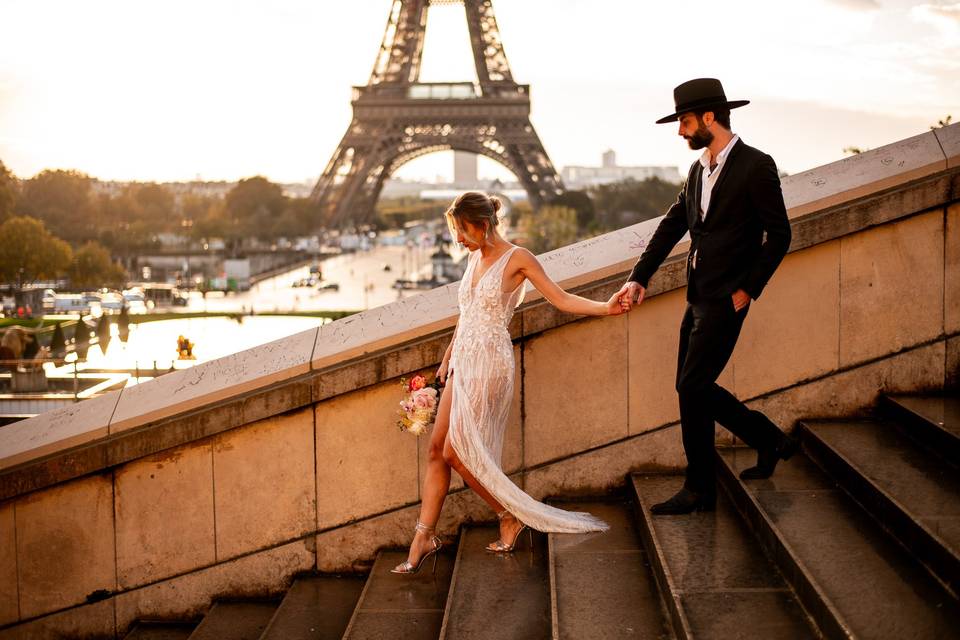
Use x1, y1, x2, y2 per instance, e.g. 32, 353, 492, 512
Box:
437, 359, 451, 384
605, 292, 628, 315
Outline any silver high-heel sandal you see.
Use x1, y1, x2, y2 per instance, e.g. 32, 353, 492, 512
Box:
486, 510, 533, 553
391, 520, 443, 574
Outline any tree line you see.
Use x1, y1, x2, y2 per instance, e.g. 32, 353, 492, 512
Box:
0, 161, 318, 289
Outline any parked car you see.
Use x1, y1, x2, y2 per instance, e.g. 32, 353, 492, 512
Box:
52, 295, 91, 314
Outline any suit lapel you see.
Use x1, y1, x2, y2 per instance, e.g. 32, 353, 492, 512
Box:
690, 163, 704, 229
703, 138, 743, 225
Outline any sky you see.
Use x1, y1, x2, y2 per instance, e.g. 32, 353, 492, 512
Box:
0, 0, 957, 185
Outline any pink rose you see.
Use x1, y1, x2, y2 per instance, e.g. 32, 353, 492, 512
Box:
408, 375, 426, 392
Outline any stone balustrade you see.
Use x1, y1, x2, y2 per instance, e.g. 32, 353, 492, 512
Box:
0, 124, 958, 638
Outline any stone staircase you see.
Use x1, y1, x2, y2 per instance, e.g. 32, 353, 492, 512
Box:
120, 393, 959, 640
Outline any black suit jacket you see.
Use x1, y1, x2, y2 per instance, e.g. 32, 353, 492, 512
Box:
629, 139, 791, 302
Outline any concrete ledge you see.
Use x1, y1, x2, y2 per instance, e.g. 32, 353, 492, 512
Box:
782, 130, 946, 218
935, 124, 960, 169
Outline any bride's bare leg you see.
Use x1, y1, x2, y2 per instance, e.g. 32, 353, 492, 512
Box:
442, 432, 523, 546
395, 382, 454, 570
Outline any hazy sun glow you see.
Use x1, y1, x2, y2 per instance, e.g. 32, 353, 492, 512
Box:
0, 0, 957, 184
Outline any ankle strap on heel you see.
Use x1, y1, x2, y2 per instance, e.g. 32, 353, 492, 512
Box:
415, 520, 436, 534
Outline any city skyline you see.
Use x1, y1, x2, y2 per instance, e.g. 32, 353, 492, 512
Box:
0, 0, 957, 185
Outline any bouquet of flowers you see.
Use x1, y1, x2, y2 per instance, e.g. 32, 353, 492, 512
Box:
397, 374, 443, 436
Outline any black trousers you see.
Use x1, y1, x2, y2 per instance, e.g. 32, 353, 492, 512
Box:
675, 297, 784, 495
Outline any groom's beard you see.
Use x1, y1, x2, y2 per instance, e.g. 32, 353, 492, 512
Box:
685, 125, 713, 150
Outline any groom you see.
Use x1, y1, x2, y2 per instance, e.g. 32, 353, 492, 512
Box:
618, 78, 797, 515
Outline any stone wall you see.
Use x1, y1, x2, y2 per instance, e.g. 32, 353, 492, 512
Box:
0, 125, 958, 638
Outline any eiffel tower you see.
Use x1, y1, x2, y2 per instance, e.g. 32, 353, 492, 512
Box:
311, 0, 564, 228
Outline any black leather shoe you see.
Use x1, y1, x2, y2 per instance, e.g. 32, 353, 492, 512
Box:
650, 488, 716, 515
739, 434, 800, 480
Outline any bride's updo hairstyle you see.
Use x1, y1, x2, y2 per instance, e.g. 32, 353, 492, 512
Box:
444, 191, 503, 245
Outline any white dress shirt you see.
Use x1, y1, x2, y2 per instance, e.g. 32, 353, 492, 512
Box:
698, 133, 740, 221
692, 133, 739, 269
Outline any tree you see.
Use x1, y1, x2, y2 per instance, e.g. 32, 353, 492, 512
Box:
589, 177, 679, 232
0, 160, 16, 224
549, 190, 596, 231
0, 216, 73, 286
18, 169, 98, 242
68, 242, 128, 289
517, 205, 579, 255
224, 176, 287, 249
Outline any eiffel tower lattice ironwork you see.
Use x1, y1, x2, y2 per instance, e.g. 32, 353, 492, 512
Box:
311, 0, 564, 227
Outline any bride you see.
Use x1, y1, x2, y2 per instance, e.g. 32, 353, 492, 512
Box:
393, 191, 625, 574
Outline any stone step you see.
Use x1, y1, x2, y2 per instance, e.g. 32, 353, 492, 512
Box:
802, 419, 960, 598
547, 498, 671, 640
341, 546, 456, 639
880, 394, 960, 463
186, 601, 278, 640
438, 524, 550, 640
629, 474, 818, 639
718, 447, 960, 640
260, 574, 365, 640
123, 621, 197, 640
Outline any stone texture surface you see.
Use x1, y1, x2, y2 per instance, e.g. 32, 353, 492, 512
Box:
312, 289, 460, 371
934, 121, 960, 169
440, 525, 550, 640
551, 500, 670, 640
0, 599, 114, 640
261, 575, 365, 640
781, 130, 946, 217
344, 549, 453, 640
0, 388, 120, 470
0, 501, 17, 626
315, 379, 420, 529
115, 442, 216, 589
213, 409, 315, 560
748, 342, 945, 433
627, 288, 686, 434
114, 538, 314, 635
948, 336, 960, 390
315, 486, 493, 572
839, 210, 944, 366
726, 450, 960, 639
111, 327, 318, 433
946, 204, 959, 335
523, 314, 629, 467
188, 601, 277, 640
735, 240, 841, 399
15, 474, 115, 619
525, 425, 687, 500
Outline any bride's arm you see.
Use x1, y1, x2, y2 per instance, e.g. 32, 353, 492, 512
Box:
515, 248, 623, 317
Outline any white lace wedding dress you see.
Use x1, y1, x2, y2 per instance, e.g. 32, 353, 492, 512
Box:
447, 246, 609, 533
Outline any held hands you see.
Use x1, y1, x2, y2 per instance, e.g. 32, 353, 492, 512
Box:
614, 281, 645, 313
605, 291, 627, 315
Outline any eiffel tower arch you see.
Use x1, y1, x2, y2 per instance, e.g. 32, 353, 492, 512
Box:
312, 0, 564, 228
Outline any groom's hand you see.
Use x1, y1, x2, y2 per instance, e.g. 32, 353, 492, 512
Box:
616, 281, 645, 311
732, 289, 751, 312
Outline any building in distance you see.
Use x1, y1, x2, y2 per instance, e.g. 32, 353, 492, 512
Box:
562, 150, 682, 188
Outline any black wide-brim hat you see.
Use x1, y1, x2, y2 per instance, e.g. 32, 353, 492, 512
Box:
656, 78, 749, 124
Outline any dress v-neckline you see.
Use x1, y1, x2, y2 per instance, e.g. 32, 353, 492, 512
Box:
469, 246, 516, 292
